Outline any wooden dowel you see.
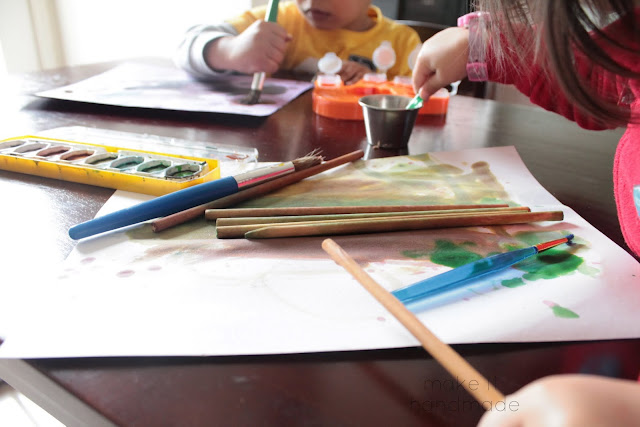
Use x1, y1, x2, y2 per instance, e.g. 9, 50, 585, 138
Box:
321, 238, 505, 410
213, 207, 530, 226
217, 212, 497, 239
150, 150, 364, 232
243, 210, 564, 239
215, 209, 537, 239
205, 203, 511, 219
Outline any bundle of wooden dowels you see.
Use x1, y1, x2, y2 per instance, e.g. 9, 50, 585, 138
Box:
148, 149, 564, 239
207, 204, 564, 239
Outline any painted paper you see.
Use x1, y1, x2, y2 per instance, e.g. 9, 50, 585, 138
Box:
1, 146, 638, 358
36, 63, 314, 117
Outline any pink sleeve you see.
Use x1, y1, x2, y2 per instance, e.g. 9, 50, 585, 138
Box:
485, 32, 625, 131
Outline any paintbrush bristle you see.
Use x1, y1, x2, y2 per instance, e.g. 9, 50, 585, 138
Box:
292, 150, 323, 171
240, 89, 262, 105
240, 72, 267, 105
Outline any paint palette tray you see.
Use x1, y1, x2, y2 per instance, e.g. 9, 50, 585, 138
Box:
35, 126, 259, 163
312, 78, 449, 120
0, 136, 220, 196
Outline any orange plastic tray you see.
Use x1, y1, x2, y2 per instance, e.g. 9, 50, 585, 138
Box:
312, 79, 449, 120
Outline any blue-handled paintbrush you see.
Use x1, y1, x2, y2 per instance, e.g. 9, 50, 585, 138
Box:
68, 153, 321, 240
392, 234, 574, 305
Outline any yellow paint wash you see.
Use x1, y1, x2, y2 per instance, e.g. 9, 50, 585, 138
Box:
0, 136, 220, 196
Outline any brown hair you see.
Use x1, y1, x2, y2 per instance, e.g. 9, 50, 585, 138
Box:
473, 0, 640, 126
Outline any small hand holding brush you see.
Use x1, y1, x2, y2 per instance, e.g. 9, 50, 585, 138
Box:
69, 151, 322, 240
241, 0, 281, 105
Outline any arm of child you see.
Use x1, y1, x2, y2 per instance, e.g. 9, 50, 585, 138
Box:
175, 21, 291, 78
478, 374, 640, 427
412, 27, 470, 101
411, 23, 621, 131
205, 20, 292, 75
485, 32, 621, 131
174, 23, 239, 78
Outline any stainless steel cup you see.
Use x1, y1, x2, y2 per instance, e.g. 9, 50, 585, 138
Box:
358, 95, 419, 149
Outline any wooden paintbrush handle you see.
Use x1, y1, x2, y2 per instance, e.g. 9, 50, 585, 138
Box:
151, 150, 364, 232
321, 239, 505, 410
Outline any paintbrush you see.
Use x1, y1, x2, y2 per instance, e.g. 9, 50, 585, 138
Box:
68, 153, 321, 240
392, 234, 575, 305
406, 94, 424, 109
240, 0, 280, 105
322, 239, 505, 410
150, 150, 365, 232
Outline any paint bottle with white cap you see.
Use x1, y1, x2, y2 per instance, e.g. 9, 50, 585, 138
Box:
316, 52, 343, 87
364, 40, 396, 83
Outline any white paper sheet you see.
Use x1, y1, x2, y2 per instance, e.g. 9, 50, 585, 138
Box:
36, 63, 314, 117
1, 146, 638, 358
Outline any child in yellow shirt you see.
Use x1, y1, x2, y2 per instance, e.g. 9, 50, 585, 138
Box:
175, 0, 421, 84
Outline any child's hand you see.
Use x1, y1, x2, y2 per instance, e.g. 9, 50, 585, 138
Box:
478, 374, 640, 427
412, 27, 470, 101
339, 61, 370, 85
205, 20, 291, 74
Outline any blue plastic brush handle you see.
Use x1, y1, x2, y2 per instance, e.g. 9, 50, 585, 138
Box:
69, 176, 239, 240
391, 246, 538, 304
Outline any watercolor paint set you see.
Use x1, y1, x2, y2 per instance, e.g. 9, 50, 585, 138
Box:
35, 126, 259, 163
0, 135, 221, 196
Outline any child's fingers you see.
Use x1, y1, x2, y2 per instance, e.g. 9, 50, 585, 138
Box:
266, 35, 292, 71
254, 20, 289, 39
412, 60, 436, 100
248, 21, 289, 53
421, 71, 454, 100
343, 72, 361, 85
241, 50, 281, 74
412, 27, 470, 99
340, 61, 368, 85
264, 49, 286, 72
270, 34, 291, 57
251, 26, 290, 73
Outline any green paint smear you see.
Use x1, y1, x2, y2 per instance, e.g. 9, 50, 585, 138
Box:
403, 235, 591, 285
402, 241, 478, 260
502, 278, 525, 288
516, 230, 571, 247
516, 248, 583, 281
236, 153, 512, 208
578, 263, 600, 278
402, 250, 430, 260
550, 304, 580, 319
429, 240, 483, 268
478, 197, 511, 205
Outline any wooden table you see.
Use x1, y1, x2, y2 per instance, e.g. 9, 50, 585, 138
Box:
1, 61, 638, 427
